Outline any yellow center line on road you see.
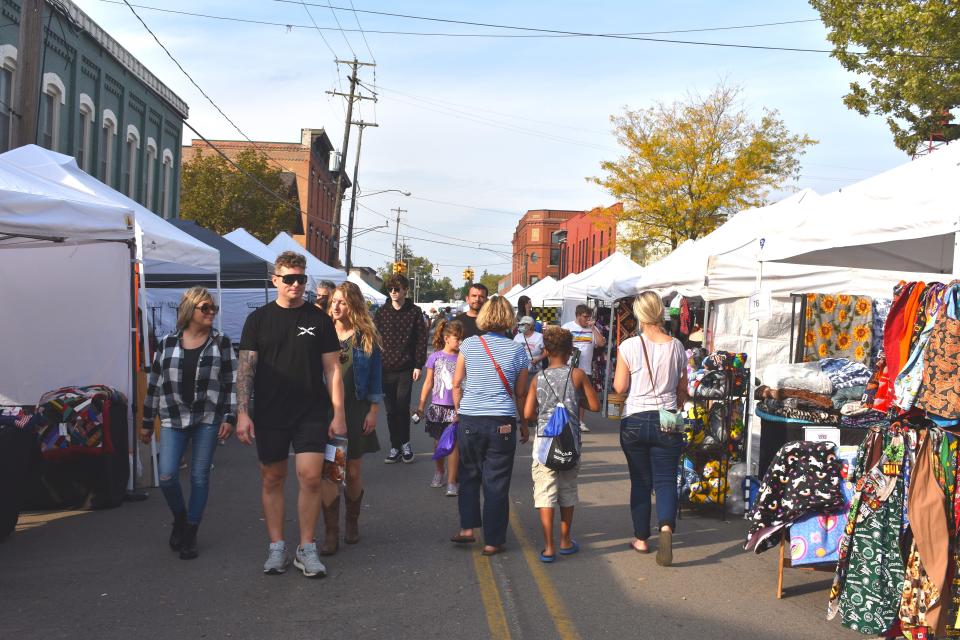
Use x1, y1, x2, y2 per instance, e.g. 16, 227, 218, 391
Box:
509, 511, 582, 640
473, 547, 512, 640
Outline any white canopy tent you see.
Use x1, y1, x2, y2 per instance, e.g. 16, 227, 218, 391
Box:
1, 146, 219, 278
548, 252, 645, 302
502, 283, 524, 298
0, 157, 136, 406
505, 275, 558, 307
268, 232, 347, 286
348, 272, 387, 305
225, 227, 280, 264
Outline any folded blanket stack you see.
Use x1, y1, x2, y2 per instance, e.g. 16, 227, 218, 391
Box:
756, 359, 873, 426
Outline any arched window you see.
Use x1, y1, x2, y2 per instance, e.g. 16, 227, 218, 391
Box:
124, 124, 140, 199
144, 137, 157, 211
0, 45, 17, 152
41, 72, 65, 151
100, 109, 117, 187
160, 148, 173, 218
77, 94, 95, 172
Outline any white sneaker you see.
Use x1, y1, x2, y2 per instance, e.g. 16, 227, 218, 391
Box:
294, 542, 327, 578
579, 423, 591, 433
430, 471, 444, 488
446, 484, 459, 497
263, 541, 289, 574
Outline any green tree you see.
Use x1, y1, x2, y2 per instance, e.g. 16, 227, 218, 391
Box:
180, 148, 300, 242
589, 84, 816, 257
376, 245, 456, 302
810, 0, 960, 154
478, 270, 506, 296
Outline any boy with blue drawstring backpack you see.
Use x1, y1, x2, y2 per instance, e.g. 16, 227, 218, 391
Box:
523, 328, 599, 563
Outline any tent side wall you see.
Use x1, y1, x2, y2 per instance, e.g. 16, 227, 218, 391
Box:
0, 242, 132, 404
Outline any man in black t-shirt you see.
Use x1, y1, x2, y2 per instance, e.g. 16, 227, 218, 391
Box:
455, 283, 488, 339
236, 251, 345, 579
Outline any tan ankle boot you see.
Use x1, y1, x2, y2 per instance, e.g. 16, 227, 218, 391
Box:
344, 490, 363, 544
320, 496, 340, 556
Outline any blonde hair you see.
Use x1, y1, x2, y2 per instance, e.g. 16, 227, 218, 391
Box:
176, 286, 213, 332
333, 281, 381, 354
632, 290, 664, 326
476, 296, 515, 333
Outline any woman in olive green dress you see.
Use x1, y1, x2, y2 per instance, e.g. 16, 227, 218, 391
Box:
319, 281, 383, 555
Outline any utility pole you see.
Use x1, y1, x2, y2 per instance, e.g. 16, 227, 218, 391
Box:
392, 206, 407, 262
12, 0, 43, 148
326, 58, 375, 266
344, 120, 378, 271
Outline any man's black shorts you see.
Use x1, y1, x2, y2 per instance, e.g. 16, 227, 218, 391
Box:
255, 420, 328, 463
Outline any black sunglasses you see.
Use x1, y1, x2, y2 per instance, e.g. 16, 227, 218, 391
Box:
274, 273, 308, 285
197, 303, 219, 315
389, 286, 404, 293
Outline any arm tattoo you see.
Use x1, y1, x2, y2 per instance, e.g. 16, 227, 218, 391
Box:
236, 350, 258, 415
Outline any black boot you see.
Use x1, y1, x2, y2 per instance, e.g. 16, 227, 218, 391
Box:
169, 510, 187, 551
179, 523, 199, 560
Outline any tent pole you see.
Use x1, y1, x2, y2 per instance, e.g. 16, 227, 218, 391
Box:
745, 258, 763, 486
702, 299, 711, 351
215, 269, 223, 332
601, 300, 615, 418
953, 227, 959, 276
127, 245, 149, 500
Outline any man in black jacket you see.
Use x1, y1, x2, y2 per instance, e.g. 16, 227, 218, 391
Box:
373, 274, 427, 463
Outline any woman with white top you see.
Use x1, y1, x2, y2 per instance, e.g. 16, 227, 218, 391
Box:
612, 291, 689, 566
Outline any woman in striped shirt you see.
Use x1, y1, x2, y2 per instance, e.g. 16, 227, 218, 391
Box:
450, 296, 530, 556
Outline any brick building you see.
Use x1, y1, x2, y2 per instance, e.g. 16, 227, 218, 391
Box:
557, 203, 620, 278
510, 209, 581, 288
183, 128, 348, 265
0, 0, 188, 218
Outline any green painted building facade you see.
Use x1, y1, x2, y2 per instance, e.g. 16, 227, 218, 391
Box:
0, 0, 189, 218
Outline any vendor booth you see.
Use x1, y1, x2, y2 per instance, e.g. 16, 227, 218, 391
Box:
145, 219, 272, 343
0, 156, 139, 527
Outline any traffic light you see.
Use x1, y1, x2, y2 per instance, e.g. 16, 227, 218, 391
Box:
463, 267, 475, 282
392, 261, 407, 274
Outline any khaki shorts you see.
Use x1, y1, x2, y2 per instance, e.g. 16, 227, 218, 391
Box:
532, 460, 579, 508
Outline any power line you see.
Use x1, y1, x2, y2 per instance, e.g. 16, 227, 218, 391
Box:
97, 3, 822, 40
346, 0, 375, 63
295, 0, 339, 58
318, 0, 355, 57
367, 228, 513, 259
357, 203, 513, 248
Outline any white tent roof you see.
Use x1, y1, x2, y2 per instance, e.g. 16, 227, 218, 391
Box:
268, 232, 347, 284
1, 145, 219, 274
545, 252, 644, 302
0, 156, 135, 243
761, 144, 960, 274
503, 283, 524, 297
225, 227, 279, 264
348, 272, 387, 305
505, 275, 558, 307
621, 189, 819, 299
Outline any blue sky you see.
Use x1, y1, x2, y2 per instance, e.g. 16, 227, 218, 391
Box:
77, 0, 908, 283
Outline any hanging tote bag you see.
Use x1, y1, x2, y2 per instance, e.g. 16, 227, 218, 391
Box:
640, 336, 685, 433
917, 284, 960, 419
432, 422, 458, 460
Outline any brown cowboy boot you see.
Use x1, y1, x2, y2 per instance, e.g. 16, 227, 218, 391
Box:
344, 490, 364, 544
320, 496, 340, 556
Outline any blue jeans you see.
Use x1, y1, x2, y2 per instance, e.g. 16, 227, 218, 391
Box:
619, 411, 683, 540
158, 424, 219, 524
457, 415, 517, 547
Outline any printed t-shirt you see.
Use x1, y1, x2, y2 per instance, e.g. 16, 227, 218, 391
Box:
239, 301, 340, 428
514, 331, 544, 371
562, 321, 597, 375
425, 350, 457, 407
459, 334, 529, 417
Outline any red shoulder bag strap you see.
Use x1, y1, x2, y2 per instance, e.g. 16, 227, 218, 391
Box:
479, 336, 513, 395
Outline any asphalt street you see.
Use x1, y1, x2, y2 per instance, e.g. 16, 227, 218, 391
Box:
2, 389, 865, 640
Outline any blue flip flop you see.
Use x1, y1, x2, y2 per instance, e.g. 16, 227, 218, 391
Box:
539, 550, 556, 563
558, 540, 580, 556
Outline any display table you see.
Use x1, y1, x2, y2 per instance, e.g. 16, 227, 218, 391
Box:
758, 419, 869, 478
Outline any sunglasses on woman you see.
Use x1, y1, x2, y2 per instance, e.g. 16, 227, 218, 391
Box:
275, 273, 308, 285
197, 303, 219, 315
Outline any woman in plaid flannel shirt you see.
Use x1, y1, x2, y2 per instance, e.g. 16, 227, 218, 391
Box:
142, 287, 236, 560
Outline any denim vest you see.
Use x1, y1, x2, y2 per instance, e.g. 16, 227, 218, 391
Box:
351, 342, 384, 403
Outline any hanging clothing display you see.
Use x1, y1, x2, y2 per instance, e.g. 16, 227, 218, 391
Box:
803, 294, 874, 365
917, 283, 960, 420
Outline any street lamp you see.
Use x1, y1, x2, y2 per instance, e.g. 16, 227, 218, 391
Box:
356, 189, 412, 198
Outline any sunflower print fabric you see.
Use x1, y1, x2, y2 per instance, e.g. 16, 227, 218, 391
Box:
804, 294, 874, 366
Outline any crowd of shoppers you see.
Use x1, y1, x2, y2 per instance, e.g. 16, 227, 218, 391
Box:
142, 254, 686, 572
